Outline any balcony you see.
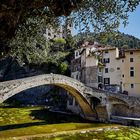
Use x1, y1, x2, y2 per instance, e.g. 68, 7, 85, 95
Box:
98, 61, 105, 67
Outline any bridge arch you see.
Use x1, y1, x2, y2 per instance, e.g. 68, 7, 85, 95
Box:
107, 96, 130, 117
1, 74, 139, 121
108, 96, 129, 106
0, 74, 101, 120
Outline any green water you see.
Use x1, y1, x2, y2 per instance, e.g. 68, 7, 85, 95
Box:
0, 107, 140, 140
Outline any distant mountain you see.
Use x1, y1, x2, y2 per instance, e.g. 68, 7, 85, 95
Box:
74, 32, 140, 48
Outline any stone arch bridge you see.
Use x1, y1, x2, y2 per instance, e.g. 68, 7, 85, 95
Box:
0, 74, 140, 121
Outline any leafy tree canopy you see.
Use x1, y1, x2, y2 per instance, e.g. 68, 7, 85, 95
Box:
54, 38, 67, 44
0, 0, 140, 45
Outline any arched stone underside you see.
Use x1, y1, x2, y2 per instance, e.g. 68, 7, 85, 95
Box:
54, 83, 97, 119
0, 74, 105, 120
0, 74, 140, 120
111, 104, 130, 116
108, 97, 129, 106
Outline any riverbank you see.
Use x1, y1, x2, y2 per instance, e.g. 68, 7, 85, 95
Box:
11, 125, 122, 140
0, 107, 139, 140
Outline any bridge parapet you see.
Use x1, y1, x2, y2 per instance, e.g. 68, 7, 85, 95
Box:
0, 74, 102, 120
0, 74, 140, 121
88, 87, 140, 106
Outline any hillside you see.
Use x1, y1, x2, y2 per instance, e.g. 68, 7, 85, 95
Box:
74, 32, 140, 48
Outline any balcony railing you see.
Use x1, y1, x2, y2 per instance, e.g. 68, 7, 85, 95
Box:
98, 61, 105, 67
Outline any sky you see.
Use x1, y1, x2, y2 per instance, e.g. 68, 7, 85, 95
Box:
119, 4, 140, 39
73, 4, 140, 39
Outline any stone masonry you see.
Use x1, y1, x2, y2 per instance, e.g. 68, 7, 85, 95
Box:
0, 74, 140, 121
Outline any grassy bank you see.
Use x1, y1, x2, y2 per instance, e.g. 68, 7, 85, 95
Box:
43, 127, 140, 140
0, 107, 121, 139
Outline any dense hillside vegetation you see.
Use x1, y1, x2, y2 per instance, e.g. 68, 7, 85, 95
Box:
74, 32, 140, 48
1, 0, 139, 51
1, 30, 140, 81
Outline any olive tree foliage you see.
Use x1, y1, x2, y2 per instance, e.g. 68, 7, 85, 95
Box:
0, 0, 82, 44
71, 0, 140, 33
9, 16, 69, 65
1, 0, 140, 43
1, 0, 140, 59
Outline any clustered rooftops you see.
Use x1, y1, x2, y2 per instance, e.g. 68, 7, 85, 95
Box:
79, 41, 116, 56
79, 40, 140, 55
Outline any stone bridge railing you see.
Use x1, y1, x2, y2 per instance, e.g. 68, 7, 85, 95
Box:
0, 74, 106, 120
0, 74, 140, 121
90, 87, 140, 107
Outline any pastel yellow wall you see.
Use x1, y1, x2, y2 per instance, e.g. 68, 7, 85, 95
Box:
79, 48, 140, 97
121, 51, 140, 96
103, 49, 122, 85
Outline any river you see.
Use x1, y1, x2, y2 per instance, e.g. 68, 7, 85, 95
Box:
0, 107, 139, 140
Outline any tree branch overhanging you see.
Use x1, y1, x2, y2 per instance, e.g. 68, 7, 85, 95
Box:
0, 0, 82, 44
0, 0, 140, 45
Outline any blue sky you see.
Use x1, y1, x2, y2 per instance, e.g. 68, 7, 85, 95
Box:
119, 4, 140, 39
73, 4, 140, 39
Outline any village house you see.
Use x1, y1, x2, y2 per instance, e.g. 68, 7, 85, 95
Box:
71, 41, 140, 97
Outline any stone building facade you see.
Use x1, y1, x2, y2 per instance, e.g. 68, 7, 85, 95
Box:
44, 20, 73, 40
71, 42, 140, 97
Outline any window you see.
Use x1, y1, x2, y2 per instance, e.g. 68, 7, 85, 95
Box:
130, 71, 134, 77
117, 67, 120, 70
76, 74, 79, 80
48, 32, 51, 36
130, 67, 134, 77
105, 50, 108, 53
104, 78, 110, 84
105, 68, 108, 73
98, 68, 102, 72
130, 52, 133, 55
69, 23, 72, 27
131, 84, 134, 88
98, 76, 102, 83
130, 58, 133, 62
75, 51, 79, 57
103, 58, 110, 63
130, 67, 134, 70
